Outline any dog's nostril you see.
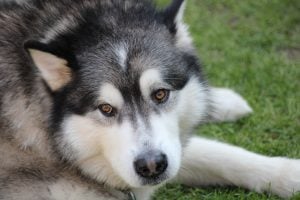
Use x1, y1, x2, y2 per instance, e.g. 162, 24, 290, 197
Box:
134, 152, 168, 178
156, 153, 167, 172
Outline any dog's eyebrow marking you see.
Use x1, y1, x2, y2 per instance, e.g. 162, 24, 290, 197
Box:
115, 45, 128, 71
139, 69, 163, 98
99, 83, 124, 108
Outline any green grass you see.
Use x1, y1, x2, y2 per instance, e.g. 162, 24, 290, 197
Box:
154, 0, 300, 199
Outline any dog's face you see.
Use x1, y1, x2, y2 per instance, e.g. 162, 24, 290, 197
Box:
26, 0, 208, 189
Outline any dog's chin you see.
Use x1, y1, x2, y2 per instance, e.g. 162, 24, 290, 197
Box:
126, 170, 176, 188
139, 174, 169, 186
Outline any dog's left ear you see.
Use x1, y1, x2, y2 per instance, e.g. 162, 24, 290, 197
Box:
24, 41, 73, 92
162, 0, 193, 50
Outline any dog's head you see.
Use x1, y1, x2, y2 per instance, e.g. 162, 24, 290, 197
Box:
25, 0, 208, 189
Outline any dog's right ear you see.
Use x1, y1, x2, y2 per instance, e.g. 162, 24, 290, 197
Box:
24, 41, 73, 92
162, 0, 193, 51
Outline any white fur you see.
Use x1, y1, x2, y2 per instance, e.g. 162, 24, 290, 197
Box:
209, 87, 253, 122
176, 77, 208, 132
174, 1, 194, 51
115, 45, 128, 71
139, 69, 164, 98
99, 83, 124, 109
147, 113, 182, 181
48, 179, 117, 200
62, 115, 135, 188
176, 137, 300, 198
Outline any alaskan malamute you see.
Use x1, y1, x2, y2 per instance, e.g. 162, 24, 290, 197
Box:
0, 0, 299, 199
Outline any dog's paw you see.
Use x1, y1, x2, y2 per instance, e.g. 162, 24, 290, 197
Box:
270, 158, 300, 198
209, 87, 253, 122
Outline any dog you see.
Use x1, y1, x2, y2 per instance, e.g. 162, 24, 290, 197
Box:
0, 0, 299, 199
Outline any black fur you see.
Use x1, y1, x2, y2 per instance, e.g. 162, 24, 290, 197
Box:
162, 0, 185, 33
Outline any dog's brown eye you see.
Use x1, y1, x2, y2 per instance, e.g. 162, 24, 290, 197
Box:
98, 104, 115, 117
152, 89, 170, 104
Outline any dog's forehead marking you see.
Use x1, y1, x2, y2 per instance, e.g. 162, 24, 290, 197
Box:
99, 83, 124, 108
115, 45, 128, 71
139, 69, 163, 97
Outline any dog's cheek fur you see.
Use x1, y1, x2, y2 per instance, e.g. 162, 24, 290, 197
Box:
59, 114, 142, 188
176, 77, 209, 134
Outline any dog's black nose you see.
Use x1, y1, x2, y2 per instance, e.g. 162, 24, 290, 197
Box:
134, 151, 168, 178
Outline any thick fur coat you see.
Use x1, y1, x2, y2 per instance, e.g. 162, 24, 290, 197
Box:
0, 0, 299, 199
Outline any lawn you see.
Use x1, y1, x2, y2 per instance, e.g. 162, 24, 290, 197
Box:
154, 0, 300, 199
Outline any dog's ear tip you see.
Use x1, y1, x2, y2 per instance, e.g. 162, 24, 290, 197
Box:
162, 0, 185, 22
161, 0, 186, 34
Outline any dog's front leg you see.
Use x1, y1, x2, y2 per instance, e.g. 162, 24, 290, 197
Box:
175, 137, 300, 198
